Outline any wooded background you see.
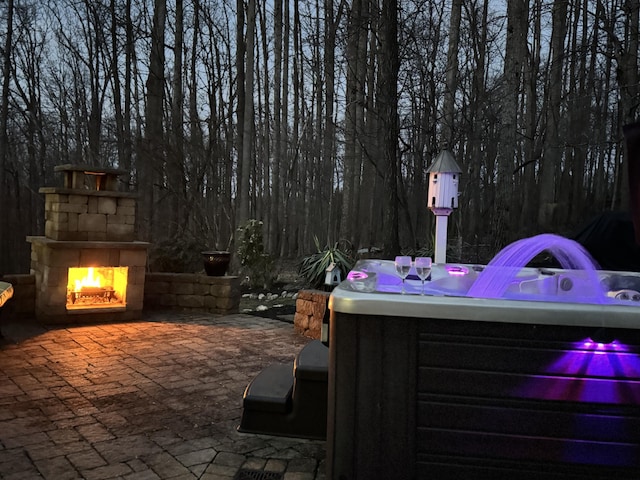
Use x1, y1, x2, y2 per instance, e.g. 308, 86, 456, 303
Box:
0, 0, 638, 274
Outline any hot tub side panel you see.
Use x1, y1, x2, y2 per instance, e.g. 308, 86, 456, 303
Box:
417, 318, 640, 479
327, 310, 640, 480
326, 312, 418, 480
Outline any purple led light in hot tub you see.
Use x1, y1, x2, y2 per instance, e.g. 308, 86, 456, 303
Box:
445, 265, 468, 276
343, 233, 640, 309
467, 233, 606, 302
515, 339, 640, 404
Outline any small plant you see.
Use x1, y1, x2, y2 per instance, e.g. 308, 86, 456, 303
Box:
236, 219, 275, 289
299, 236, 355, 288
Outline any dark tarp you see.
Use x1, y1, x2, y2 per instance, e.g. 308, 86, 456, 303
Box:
572, 211, 640, 272
623, 122, 640, 246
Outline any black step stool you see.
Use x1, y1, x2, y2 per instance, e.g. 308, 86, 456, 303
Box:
238, 340, 328, 439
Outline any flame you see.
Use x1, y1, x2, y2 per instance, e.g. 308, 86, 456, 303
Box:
66, 266, 128, 309
72, 267, 103, 292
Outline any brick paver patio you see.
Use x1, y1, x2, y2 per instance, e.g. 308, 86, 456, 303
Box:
0, 313, 325, 479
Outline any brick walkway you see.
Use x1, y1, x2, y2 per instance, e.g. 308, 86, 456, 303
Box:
0, 313, 325, 479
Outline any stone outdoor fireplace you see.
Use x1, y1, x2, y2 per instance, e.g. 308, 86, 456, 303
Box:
27, 164, 149, 323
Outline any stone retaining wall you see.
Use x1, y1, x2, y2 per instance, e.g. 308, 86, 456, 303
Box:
1, 272, 241, 319
294, 289, 330, 339
144, 273, 241, 315
0, 274, 35, 318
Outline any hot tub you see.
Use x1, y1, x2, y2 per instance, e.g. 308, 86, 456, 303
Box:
327, 256, 640, 480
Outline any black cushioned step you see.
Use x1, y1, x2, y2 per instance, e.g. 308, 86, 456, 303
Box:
295, 340, 329, 382
242, 363, 293, 414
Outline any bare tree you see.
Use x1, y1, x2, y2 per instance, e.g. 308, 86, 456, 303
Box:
139, 0, 166, 241
538, 0, 568, 229
341, 0, 367, 246
442, 0, 462, 146
604, 0, 639, 210
0, 0, 14, 273
320, 0, 335, 240
495, 0, 528, 247
520, 0, 542, 233
237, 0, 256, 227
278, 0, 291, 257
268, 0, 283, 253
380, 0, 400, 256
109, 0, 130, 183
461, 0, 490, 245
168, 0, 186, 237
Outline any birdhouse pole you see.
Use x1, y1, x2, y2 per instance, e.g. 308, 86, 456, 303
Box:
426, 148, 462, 264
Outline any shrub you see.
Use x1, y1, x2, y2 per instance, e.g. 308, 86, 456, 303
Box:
299, 237, 355, 289
236, 219, 275, 289
149, 237, 206, 273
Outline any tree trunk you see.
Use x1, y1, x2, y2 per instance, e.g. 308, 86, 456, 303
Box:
110, 0, 125, 173
379, 0, 400, 257
189, 0, 203, 206
269, 0, 283, 253
350, 0, 369, 249
568, 0, 590, 226
235, 0, 246, 230
442, 0, 461, 146
323, 0, 343, 248
464, 0, 489, 245
0, 0, 13, 273
497, 0, 528, 247
238, 0, 256, 227
139, 0, 166, 242
538, 0, 568, 229
169, 0, 185, 237
617, 1, 639, 211
123, 0, 133, 186
85, 1, 105, 165
340, 0, 363, 245
521, 0, 542, 234
279, 0, 291, 257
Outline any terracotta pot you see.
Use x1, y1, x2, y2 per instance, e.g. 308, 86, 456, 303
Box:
202, 251, 231, 276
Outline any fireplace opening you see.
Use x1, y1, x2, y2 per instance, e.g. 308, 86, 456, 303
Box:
67, 266, 128, 311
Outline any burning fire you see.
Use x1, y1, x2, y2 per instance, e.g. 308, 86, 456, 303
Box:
67, 266, 128, 309
73, 267, 103, 291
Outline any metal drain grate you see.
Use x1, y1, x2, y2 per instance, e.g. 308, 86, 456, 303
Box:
233, 469, 284, 480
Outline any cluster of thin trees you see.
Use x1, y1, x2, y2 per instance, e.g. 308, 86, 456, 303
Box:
0, 0, 638, 274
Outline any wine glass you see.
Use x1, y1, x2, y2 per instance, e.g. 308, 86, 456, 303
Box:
395, 256, 412, 294
414, 257, 432, 295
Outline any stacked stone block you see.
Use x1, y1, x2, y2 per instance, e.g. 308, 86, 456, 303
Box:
294, 290, 330, 339
42, 190, 136, 242
144, 273, 241, 315
0, 274, 35, 318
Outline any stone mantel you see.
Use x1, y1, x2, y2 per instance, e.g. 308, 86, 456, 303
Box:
39, 187, 138, 198
27, 236, 150, 250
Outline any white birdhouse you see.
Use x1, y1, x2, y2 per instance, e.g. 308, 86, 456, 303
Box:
427, 149, 462, 212
325, 262, 342, 286
426, 148, 462, 265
